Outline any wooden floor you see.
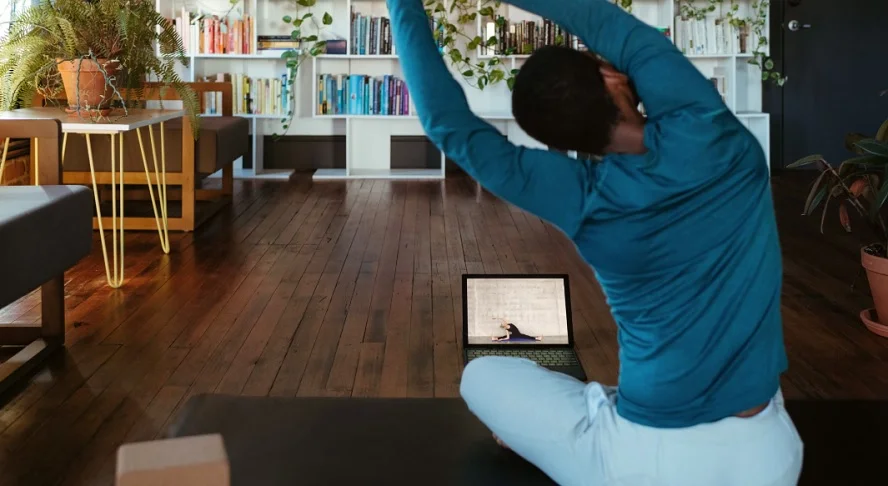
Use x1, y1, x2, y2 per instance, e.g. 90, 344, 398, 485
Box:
0, 172, 886, 485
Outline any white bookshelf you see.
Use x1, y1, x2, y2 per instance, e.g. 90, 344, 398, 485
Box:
156, 0, 771, 180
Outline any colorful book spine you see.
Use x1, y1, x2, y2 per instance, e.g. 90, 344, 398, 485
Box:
318, 74, 411, 116
349, 8, 395, 55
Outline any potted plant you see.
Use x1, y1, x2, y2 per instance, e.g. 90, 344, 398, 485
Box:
791, 107, 888, 337
0, 0, 198, 125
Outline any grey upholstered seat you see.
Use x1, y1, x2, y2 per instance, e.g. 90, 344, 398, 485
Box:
0, 185, 92, 308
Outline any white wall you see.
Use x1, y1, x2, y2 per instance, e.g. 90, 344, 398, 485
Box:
466, 278, 569, 344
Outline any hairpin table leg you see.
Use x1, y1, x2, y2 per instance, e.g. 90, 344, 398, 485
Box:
136, 122, 170, 254
85, 132, 125, 288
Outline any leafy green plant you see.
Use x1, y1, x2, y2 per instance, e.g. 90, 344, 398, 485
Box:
275, 0, 334, 136
0, 0, 200, 129
790, 104, 888, 253
678, 0, 785, 86
424, 0, 518, 91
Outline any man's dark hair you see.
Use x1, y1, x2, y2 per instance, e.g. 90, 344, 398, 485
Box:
511, 46, 619, 155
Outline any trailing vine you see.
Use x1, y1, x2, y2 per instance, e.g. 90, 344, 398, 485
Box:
424, 0, 518, 91
678, 0, 785, 86
275, 0, 333, 136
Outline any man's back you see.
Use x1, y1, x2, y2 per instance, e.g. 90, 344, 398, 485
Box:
572, 109, 786, 427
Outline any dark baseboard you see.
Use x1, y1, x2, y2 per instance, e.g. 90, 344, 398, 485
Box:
262, 135, 464, 173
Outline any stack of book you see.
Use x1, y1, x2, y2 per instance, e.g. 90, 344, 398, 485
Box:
480, 17, 584, 56
166, 9, 254, 55
258, 35, 301, 52
201, 73, 291, 116
316, 74, 410, 116
674, 16, 748, 56
350, 7, 394, 55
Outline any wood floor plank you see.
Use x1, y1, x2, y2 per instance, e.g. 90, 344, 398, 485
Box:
407, 273, 434, 397
2, 173, 888, 485
363, 187, 406, 343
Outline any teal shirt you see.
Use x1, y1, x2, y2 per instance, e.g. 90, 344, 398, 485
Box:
387, 0, 787, 428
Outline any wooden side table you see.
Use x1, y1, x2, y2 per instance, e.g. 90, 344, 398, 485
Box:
0, 108, 185, 288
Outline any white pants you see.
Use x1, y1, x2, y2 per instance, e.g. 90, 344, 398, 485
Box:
460, 357, 804, 486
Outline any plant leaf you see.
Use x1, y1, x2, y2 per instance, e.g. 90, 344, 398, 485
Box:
839, 201, 851, 232
323, 12, 333, 25
803, 170, 829, 215
870, 180, 888, 222
855, 139, 888, 158
806, 186, 829, 216
787, 154, 824, 169
282, 15, 292, 23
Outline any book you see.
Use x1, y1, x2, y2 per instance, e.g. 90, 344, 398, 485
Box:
199, 73, 288, 116
318, 73, 410, 116
483, 17, 580, 56
349, 7, 396, 55
675, 15, 747, 56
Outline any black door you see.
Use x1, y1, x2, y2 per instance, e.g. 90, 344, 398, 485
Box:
779, 0, 888, 168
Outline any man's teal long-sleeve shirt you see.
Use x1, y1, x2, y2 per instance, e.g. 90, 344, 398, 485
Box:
387, 0, 786, 428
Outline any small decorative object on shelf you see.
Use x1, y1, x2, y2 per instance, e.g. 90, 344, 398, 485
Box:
0, 0, 199, 130
316, 74, 410, 116
350, 7, 395, 55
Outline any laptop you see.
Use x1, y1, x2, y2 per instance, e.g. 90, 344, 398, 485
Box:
462, 274, 587, 381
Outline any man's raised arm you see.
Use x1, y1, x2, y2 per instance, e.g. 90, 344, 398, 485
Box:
386, 0, 596, 237
503, 0, 724, 118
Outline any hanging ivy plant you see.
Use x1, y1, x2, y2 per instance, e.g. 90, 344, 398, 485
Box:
424, 0, 519, 91
615, 0, 634, 13
679, 0, 785, 86
275, 0, 334, 136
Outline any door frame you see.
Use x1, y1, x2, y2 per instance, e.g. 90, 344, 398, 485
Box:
764, 0, 786, 170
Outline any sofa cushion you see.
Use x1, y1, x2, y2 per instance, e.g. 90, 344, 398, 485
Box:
61, 116, 249, 177
0, 185, 92, 309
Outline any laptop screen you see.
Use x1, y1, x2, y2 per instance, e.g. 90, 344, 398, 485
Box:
464, 276, 570, 345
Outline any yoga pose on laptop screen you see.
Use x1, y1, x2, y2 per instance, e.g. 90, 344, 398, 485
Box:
387, 0, 803, 484
490, 319, 543, 342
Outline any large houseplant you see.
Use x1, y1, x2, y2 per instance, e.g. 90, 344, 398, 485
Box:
0, 0, 198, 125
791, 103, 888, 337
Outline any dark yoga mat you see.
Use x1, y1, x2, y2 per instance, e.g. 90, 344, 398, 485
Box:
168, 395, 887, 486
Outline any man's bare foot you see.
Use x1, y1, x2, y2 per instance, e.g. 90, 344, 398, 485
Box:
493, 434, 510, 450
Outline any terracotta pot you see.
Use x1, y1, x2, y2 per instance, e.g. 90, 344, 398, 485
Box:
860, 247, 888, 337
56, 58, 120, 116
859, 309, 888, 338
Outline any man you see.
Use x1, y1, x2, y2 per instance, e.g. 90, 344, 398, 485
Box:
387, 0, 803, 485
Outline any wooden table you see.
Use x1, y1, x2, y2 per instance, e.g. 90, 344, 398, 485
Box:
0, 108, 184, 288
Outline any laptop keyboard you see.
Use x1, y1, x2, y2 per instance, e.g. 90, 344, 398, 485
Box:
467, 348, 580, 367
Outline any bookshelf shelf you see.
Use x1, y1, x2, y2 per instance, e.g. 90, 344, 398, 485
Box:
194, 53, 289, 59
159, 0, 770, 180
317, 54, 400, 59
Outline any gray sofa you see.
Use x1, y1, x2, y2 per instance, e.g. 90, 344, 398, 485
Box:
0, 118, 92, 396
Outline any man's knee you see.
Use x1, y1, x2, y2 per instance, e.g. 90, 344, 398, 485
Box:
460, 357, 497, 403
460, 357, 534, 405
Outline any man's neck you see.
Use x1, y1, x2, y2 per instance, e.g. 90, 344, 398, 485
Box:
606, 121, 647, 155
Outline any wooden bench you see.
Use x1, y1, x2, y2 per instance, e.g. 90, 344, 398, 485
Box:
0, 119, 92, 396
160, 395, 887, 486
